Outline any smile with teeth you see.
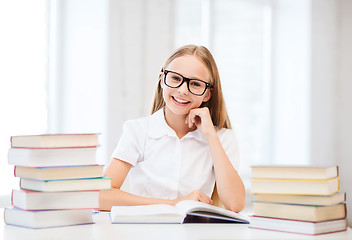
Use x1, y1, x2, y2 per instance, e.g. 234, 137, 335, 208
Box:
172, 96, 190, 104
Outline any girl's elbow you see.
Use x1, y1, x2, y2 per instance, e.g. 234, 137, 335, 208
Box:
226, 194, 246, 212
227, 200, 245, 212
233, 201, 246, 212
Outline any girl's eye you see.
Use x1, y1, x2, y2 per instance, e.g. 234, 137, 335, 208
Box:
190, 81, 202, 87
172, 76, 182, 82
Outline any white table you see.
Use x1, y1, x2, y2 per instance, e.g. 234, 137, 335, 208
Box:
2, 211, 352, 240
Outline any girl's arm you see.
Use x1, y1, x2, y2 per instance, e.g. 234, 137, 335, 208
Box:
99, 158, 212, 211
187, 108, 246, 212
206, 133, 246, 212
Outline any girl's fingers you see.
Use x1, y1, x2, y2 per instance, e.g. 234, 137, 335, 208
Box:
199, 192, 212, 204
189, 114, 193, 128
185, 190, 212, 204
187, 111, 195, 128
187, 109, 200, 128
187, 108, 213, 131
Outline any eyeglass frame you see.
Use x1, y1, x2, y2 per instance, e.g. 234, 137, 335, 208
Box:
162, 69, 213, 96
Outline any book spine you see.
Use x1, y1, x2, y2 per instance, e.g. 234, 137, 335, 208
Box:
251, 177, 340, 183
10, 190, 14, 206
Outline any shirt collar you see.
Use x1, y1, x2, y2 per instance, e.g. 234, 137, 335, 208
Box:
148, 108, 174, 139
148, 108, 207, 143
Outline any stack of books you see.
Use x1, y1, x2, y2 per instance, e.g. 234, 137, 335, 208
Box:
4, 134, 111, 229
249, 165, 348, 235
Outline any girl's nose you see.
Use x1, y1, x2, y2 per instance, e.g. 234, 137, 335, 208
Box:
178, 81, 189, 95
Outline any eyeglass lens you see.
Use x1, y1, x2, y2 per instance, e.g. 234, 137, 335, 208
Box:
165, 71, 207, 95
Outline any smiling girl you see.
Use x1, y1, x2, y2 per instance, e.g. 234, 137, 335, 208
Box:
99, 45, 245, 212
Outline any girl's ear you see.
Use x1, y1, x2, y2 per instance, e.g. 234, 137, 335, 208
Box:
202, 88, 212, 103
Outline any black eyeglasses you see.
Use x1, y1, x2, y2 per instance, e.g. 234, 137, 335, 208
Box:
163, 70, 213, 96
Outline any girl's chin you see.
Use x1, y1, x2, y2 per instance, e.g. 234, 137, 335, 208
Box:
165, 105, 190, 116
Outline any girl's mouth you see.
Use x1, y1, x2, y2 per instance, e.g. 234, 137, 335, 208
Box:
172, 96, 190, 105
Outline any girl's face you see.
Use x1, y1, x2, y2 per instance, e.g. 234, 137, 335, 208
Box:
161, 55, 212, 116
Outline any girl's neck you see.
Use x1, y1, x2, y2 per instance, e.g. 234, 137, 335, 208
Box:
163, 107, 196, 139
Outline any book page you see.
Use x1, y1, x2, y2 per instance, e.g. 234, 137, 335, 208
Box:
176, 200, 249, 222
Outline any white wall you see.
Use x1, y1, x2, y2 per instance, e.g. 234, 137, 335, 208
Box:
105, 0, 175, 162
271, 0, 310, 165
336, 0, 352, 228
48, 0, 108, 162
309, 0, 352, 226
48, 0, 107, 136
49, 0, 175, 163
310, 0, 338, 166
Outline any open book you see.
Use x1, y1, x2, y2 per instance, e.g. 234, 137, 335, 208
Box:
110, 200, 249, 224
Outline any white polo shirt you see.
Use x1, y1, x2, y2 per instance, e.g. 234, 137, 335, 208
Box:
111, 108, 240, 200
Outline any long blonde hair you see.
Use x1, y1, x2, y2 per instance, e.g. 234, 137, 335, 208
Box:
151, 45, 231, 206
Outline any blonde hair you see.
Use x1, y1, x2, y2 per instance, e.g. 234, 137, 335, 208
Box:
151, 45, 232, 207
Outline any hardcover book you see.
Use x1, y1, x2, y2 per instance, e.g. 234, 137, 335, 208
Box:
250, 166, 338, 180
254, 192, 345, 206
11, 133, 99, 148
11, 189, 100, 210
249, 216, 347, 235
8, 147, 98, 167
14, 165, 104, 180
253, 202, 346, 222
4, 208, 95, 229
250, 177, 340, 195
20, 177, 111, 192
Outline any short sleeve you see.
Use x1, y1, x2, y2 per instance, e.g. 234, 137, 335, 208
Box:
111, 119, 148, 166
217, 128, 240, 170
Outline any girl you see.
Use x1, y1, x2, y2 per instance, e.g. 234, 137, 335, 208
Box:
100, 45, 245, 212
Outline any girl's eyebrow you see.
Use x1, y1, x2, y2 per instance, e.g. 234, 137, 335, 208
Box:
168, 69, 206, 82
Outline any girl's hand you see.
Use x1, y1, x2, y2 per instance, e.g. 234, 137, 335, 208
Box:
171, 190, 213, 205
186, 107, 216, 138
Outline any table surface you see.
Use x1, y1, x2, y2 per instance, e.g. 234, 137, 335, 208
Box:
2, 210, 352, 240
